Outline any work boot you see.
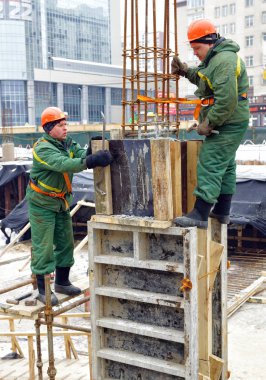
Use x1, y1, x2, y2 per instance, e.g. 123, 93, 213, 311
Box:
54, 267, 81, 296
210, 194, 232, 224
36, 274, 59, 306
173, 198, 213, 229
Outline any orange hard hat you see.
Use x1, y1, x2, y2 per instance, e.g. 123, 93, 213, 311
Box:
41, 107, 66, 127
187, 19, 216, 42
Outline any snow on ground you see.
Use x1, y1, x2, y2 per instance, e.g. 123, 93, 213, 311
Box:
0, 230, 90, 368
236, 141, 266, 163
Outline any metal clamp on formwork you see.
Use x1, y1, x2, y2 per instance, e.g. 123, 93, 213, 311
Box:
180, 278, 193, 292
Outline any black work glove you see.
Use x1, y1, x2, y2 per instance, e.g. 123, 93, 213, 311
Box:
197, 118, 213, 136
171, 56, 188, 77
86, 150, 113, 169
86, 136, 103, 156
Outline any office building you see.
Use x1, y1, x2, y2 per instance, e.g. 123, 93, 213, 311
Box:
0, 0, 124, 127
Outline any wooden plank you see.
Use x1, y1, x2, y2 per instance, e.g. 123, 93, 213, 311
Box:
95, 286, 184, 308
88, 225, 104, 379
209, 241, 224, 291
183, 228, 199, 380
97, 348, 186, 377
92, 140, 113, 215
199, 374, 210, 380
150, 139, 173, 220
248, 296, 266, 304
181, 141, 188, 214
210, 219, 228, 380
209, 354, 224, 380
27, 335, 35, 380
96, 317, 185, 343
197, 228, 211, 377
89, 219, 187, 236
91, 214, 171, 229
227, 276, 265, 317
109, 139, 154, 217
186, 140, 202, 213
170, 140, 182, 217
94, 255, 184, 273
0, 331, 90, 337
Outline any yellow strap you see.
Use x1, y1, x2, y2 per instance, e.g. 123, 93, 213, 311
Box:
197, 71, 213, 90
236, 55, 241, 77
37, 179, 62, 193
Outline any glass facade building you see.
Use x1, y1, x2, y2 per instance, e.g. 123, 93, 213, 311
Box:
0, 0, 122, 127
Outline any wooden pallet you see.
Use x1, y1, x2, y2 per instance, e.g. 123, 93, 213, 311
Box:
88, 218, 227, 380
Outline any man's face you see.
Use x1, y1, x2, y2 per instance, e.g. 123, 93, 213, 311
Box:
190, 42, 213, 62
49, 119, 67, 141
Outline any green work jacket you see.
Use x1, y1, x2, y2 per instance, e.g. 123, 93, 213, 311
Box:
26, 133, 87, 211
186, 38, 250, 126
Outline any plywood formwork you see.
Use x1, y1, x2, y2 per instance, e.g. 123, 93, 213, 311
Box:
88, 217, 228, 380
92, 139, 202, 220
88, 220, 197, 379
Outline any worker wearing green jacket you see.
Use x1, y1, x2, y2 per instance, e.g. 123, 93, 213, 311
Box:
171, 19, 249, 229
26, 107, 113, 305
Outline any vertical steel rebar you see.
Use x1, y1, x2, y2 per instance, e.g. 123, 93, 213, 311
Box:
166, 0, 170, 124
174, 0, 179, 133
122, 0, 128, 134
152, 0, 158, 117
44, 275, 56, 380
130, 0, 135, 129
135, 0, 141, 127
35, 316, 44, 380
144, 0, 148, 132
162, 1, 167, 121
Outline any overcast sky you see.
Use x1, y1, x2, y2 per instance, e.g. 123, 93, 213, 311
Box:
120, 0, 167, 36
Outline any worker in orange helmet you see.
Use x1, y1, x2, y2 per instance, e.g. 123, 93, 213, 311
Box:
171, 19, 250, 229
26, 107, 113, 305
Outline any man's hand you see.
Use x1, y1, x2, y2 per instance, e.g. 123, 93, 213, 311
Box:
86, 150, 113, 169
197, 118, 213, 136
171, 56, 188, 77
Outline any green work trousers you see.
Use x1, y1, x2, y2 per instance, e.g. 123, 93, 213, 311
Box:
29, 201, 74, 275
194, 121, 249, 204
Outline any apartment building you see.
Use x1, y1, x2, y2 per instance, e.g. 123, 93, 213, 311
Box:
176, 0, 266, 125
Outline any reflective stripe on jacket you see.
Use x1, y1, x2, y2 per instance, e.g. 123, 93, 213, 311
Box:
186, 38, 250, 126
26, 134, 87, 211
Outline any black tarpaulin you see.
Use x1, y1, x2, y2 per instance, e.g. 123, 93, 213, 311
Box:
0, 171, 95, 243
230, 180, 266, 236
0, 164, 31, 187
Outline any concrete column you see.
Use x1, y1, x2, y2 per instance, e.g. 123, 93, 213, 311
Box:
27, 80, 35, 126
57, 83, 64, 110
105, 87, 111, 124
81, 85, 88, 124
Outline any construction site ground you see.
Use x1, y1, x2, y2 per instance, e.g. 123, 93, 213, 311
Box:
0, 239, 265, 380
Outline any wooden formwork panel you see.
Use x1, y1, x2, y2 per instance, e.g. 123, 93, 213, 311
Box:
92, 139, 202, 220
88, 222, 198, 380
